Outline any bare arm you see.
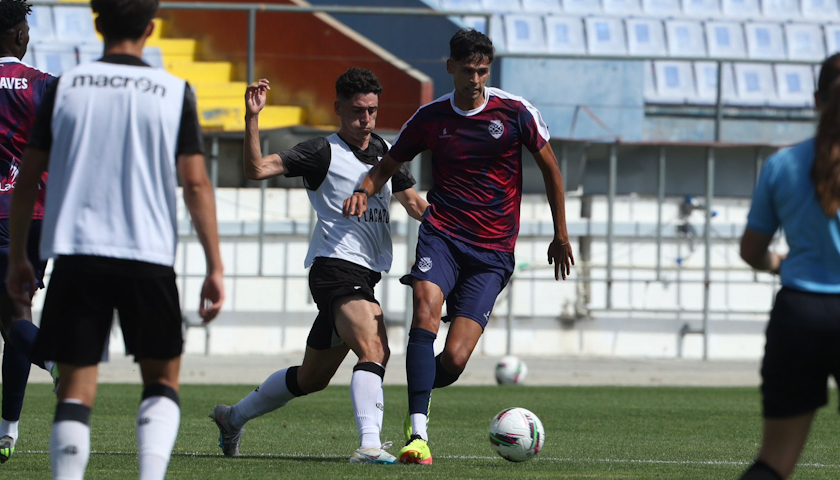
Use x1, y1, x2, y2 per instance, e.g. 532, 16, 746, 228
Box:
179, 153, 225, 322
740, 228, 783, 274
394, 187, 429, 222
342, 153, 405, 218
6, 147, 49, 306
533, 143, 575, 280
243, 79, 287, 180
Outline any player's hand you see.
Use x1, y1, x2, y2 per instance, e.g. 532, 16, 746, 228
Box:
343, 192, 368, 218
199, 271, 225, 324
245, 79, 270, 117
6, 258, 36, 307
547, 238, 574, 281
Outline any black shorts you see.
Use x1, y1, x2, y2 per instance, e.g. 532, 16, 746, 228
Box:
761, 287, 840, 418
33, 255, 183, 366
307, 257, 381, 350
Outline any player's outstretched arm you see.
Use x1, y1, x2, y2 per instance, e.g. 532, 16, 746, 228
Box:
6, 147, 49, 306
243, 79, 287, 180
343, 153, 404, 218
179, 153, 225, 323
533, 143, 574, 280
394, 188, 429, 222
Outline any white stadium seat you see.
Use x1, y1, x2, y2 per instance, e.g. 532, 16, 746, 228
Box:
705, 22, 747, 58
603, 0, 642, 14
29, 6, 56, 42
802, 0, 839, 20
744, 23, 786, 60
76, 42, 103, 65
53, 6, 99, 43
522, 0, 561, 11
585, 17, 627, 55
684, 0, 721, 17
545, 16, 586, 54
627, 19, 667, 57
440, 0, 483, 10
30, 43, 77, 76
721, 0, 761, 18
651, 61, 696, 104
642, 0, 682, 15
481, 0, 522, 12
733, 63, 776, 106
563, 0, 603, 14
772, 65, 816, 108
665, 20, 707, 57
825, 24, 840, 56
784, 24, 826, 61
504, 15, 546, 52
694, 61, 738, 105
762, 0, 801, 19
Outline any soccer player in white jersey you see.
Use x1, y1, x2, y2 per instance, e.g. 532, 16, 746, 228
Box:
209, 67, 428, 464
6, 1, 225, 479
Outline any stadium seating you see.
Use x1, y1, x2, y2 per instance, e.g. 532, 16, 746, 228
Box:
627, 19, 667, 57
585, 17, 627, 55
545, 16, 586, 54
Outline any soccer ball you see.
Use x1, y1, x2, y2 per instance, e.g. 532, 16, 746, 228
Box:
488, 407, 545, 462
495, 356, 528, 385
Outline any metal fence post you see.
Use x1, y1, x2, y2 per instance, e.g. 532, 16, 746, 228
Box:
247, 8, 256, 85
258, 137, 269, 276
210, 135, 219, 189
656, 146, 665, 282
703, 147, 715, 360
715, 60, 723, 142
606, 143, 617, 310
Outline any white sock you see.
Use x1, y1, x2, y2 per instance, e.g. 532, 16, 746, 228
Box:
137, 395, 180, 480
350, 369, 384, 449
51, 400, 91, 480
231, 368, 296, 430
0, 418, 19, 441
411, 413, 428, 441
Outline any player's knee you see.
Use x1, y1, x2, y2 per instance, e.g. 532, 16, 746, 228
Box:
298, 374, 330, 394
441, 349, 469, 373
413, 302, 440, 330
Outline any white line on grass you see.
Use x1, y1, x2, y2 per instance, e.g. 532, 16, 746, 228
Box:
20, 450, 840, 468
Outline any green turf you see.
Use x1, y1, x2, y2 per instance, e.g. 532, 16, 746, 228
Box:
2, 384, 839, 479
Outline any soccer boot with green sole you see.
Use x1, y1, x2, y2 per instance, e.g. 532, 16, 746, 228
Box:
349, 442, 397, 464
399, 434, 433, 465
0, 436, 14, 464
209, 404, 242, 457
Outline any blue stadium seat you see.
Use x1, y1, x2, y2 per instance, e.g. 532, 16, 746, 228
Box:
143, 47, 165, 69
665, 20, 707, 57
481, 0, 522, 11
784, 24, 825, 61
53, 6, 99, 43
603, 0, 642, 14
627, 19, 667, 57
30, 43, 78, 76
772, 65, 815, 108
694, 61, 737, 105
642, 0, 682, 15
76, 42, 103, 65
29, 6, 56, 43
440, 0, 483, 10
522, 0, 561, 11
705, 22, 747, 58
824, 24, 840, 56
562, 0, 602, 14
504, 15, 546, 52
802, 0, 838, 19
762, 0, 801, 18
545, 16, 586, 54
684, 0, 721, 17
651, 61, 696, 104
732, 63, 776, 106
744, 23, 785, 60
721, 0, 760, 18
585, 18, 627, 55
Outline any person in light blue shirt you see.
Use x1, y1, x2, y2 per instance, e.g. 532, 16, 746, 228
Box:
739, 53, 840, 480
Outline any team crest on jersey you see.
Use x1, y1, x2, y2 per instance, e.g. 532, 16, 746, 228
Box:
489, 120, 504, 139
418, 257, 433, 273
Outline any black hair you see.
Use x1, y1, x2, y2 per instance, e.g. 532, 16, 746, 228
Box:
335, 67, 382, 101
813, 53, 840, 215
0, 0, 31, 32
91, 0, 159, 41
449, 28, 494, 64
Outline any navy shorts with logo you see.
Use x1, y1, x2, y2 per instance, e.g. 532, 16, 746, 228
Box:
401, 222, 514, 329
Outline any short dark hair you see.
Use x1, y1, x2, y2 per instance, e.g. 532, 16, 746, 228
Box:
91, 0, 159, 41
335, 67, 382, 101
450, 28, 494, 64
0, 0, 31, 32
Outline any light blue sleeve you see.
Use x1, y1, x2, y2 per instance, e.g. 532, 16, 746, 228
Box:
746, 156, 780, 236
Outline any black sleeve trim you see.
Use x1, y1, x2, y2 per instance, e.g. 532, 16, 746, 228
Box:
28, 76, 59, 152
279, 137, 331, 191
392, 163, 416, 193
176, 82, 204, 157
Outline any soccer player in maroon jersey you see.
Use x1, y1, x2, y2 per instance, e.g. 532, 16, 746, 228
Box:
344, 28, 574, 464
0, 0, 57, 464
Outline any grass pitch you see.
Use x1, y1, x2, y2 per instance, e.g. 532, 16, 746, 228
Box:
2, 384, 840, 479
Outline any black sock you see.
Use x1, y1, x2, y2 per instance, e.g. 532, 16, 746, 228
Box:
739, 460, 784, 480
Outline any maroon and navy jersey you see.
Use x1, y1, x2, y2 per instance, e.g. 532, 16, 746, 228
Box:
389, 87, 550, 252
0, 57, 54, 219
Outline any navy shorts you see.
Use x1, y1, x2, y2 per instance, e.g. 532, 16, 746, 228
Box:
401, 222, 514, 329
0, 218, 47, 290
